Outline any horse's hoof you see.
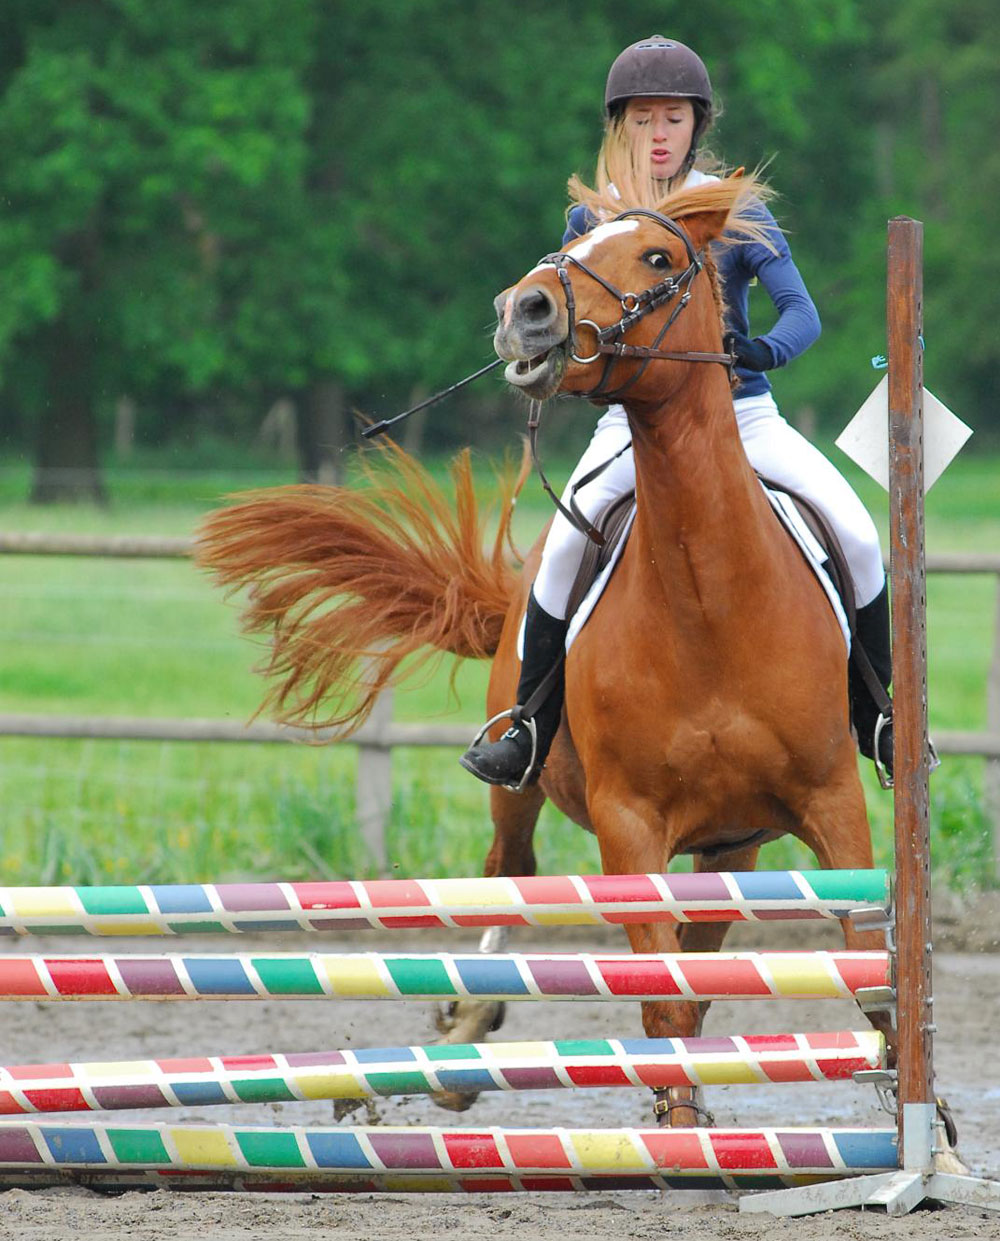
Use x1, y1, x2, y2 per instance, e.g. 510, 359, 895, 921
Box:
488, 1002, 507, 1033
934, 1094, 969, 1172
435, 1001, 460, 1036
431, 1088, 479, 1113
433, 999, 504, 1045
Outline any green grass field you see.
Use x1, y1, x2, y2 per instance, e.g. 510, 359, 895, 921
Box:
0, 447, 997, 890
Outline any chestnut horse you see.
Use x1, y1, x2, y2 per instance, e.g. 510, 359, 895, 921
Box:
196, 174, 888, 1127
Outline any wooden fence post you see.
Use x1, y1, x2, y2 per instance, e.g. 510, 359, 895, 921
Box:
357, 688, 393, 874
988, 578, 1000, 876
887, 216, 935, 1167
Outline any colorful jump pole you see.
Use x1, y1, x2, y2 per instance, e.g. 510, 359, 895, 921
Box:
0, 1121, 899, 1191
0, 869, 889, 936
0, 1031, 885, 1115
0, 950, 889, 1002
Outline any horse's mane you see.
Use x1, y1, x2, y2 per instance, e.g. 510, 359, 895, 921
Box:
566, 170, 775, 358
567, 170, 778, 253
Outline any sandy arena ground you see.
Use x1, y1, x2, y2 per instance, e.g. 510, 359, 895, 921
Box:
0, 919, 998, 1240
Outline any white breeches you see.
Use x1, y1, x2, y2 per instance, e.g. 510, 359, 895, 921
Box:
532, 393, 885, 620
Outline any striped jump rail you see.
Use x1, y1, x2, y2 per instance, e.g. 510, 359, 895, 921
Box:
0, 950, 890, 1002
0, 1121, 899, 1192
0, 1031, 885, 1114
0, 869, 889, 936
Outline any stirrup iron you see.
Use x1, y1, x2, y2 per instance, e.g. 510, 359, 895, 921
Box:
873, 712, 941, 792
466, 709, 539, 795
873, 712, 893, 790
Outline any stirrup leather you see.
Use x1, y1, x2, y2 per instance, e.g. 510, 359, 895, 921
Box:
465, 709, 539, 795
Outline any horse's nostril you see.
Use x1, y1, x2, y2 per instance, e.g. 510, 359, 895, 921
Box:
516, 286, 557, 327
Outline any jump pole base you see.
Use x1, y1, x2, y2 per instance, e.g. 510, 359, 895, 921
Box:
740, 1102, 1000, 1216
740, 1170, 1000, 1217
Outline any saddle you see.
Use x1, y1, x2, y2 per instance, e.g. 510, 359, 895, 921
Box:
565, 477, 859, 668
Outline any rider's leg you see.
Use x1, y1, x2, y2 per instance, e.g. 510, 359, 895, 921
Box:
734, 393, 886, 606
532, 407, 636, 619
459, 589, 568, 786
461, 409, 635, 788
734, 393, 893, 771
851, 582, 894, 774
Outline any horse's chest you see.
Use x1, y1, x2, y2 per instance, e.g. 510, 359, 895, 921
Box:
584, 704, 781, 806
664, 714, 771, 781
569, 604, 801, 806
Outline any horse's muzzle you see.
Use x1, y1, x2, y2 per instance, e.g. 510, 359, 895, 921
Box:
493, 284, 568, 398
499, 343, 566, 398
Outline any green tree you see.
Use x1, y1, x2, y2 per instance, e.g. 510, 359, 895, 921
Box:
3, 0, 993, 491
231, 0, 618, 475
873, 0, 1000, 428
0, 0, 313, 500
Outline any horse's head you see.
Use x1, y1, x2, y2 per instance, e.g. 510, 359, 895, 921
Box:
494, 173, 763, 408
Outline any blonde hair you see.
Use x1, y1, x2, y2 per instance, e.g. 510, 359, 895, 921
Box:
566, 112, 777, 253
566, 164, 779, 256
567, 110, 723, 218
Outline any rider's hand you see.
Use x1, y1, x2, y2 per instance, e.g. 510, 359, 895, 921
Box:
724, 331, 774, 372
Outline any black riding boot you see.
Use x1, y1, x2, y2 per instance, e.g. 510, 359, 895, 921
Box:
849, 583, 894, 778
459, 592, 567, 789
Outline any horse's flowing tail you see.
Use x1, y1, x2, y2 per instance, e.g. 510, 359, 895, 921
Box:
195, 442, 526, 734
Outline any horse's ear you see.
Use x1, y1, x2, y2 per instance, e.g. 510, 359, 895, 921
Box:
684, 172, 749, 246
682, 208, 732, 250
667, 169, 760, 249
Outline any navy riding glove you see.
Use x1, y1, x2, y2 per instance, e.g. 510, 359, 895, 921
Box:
724, 331, 774, 372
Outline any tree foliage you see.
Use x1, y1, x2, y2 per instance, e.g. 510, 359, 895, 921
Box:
0, 0, 995, 497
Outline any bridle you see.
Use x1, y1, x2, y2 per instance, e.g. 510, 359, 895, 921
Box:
536, 207, 734, 403
526, 208, 735, 543
362, 208, 735, 548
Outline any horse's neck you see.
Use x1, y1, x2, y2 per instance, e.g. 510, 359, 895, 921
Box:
627, 374, 778, 619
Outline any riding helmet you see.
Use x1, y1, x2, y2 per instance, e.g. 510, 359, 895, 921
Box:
604, 36, 713, 145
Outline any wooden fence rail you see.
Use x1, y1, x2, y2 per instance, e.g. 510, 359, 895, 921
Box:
1, 535, 998, 870
1, 531, 999, 574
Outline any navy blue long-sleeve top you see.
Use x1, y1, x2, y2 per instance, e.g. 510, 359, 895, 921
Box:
563, 194, 820, 399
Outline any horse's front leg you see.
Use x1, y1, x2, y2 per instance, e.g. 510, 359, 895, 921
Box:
591, 794, 712, 1126
796, 769, 897, 1064
432, 779, 546, 1112
654, 843, 764, 1127
621, 917, 718, 1127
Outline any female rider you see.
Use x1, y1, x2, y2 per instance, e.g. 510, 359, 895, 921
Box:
461, 35, 892, 789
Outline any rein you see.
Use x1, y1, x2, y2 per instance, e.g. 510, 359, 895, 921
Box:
527, 208, 735, 544
538, 208, 733, 402
361, 357, 504, 440
364, 207, 735, 549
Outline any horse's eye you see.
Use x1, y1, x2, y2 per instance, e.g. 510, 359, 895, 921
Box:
645, 251, 671, 270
